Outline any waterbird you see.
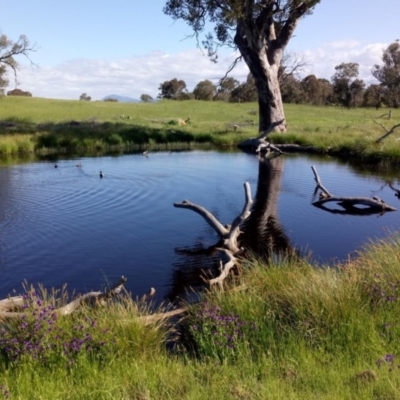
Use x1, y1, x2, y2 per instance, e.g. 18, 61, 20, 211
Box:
76, 162, 82, 167
142, 150, 149, 156
54, 164, 58, 168
99, 171, 104, 178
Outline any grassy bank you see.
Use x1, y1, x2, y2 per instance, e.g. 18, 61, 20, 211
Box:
1, 236, 400, 399
0, 97, 399, 166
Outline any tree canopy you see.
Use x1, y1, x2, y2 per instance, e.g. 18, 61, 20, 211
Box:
0, 34, 35, 92
158, 78, 188, 100
164, 0, 322, 132
372, 40, 400, 108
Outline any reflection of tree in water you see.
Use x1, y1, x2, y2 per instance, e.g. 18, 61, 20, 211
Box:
166, 156, 294, 302
241, 157, 293, 259
167, 245, 222, 302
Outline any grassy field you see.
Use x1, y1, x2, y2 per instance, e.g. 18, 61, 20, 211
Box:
0, 96, 399, 167
1, 236, 400, 399
1, 96, 400, 399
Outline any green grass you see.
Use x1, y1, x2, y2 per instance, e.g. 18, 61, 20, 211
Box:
2, 97, 400, 398
2, 236, 400, 399
1, 97, 399, 167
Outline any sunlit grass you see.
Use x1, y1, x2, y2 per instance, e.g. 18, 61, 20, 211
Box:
0, 97, 400, 166
2, 236, 400, 398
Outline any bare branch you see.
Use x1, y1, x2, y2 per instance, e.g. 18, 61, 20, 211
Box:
208, 249, 238, 291
173, 199, 229, 238
373, 118, 400, 143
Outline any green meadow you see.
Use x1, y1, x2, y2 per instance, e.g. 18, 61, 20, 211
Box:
0, 96, 399, 167
1, 96, 400, 399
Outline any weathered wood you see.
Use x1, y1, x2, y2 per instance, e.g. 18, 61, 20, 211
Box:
313, 196, 396, 211
311, 166, 396, 212
208, 249, 238, 291
174, 183, 253, 254
0, 276, 127, 320
311, 165, 332, 198
173, 200, 229, 238
372, 118, 400, 143
139, 307, 186, 326
225, 182, 253, 254
238, 120, 285, 152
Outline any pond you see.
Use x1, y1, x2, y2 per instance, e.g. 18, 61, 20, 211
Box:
0, 150, 399, 302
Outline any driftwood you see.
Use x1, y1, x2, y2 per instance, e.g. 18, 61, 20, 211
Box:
174, 182, 253, 288
0, 278, 186, 326
372, 118, 400, 143
0, 276, 128, 320
207, 249, 238, 291
139, 307, 186, 326
174, 182, 253, 254
237, 120, 285, 153
311, 166, 396, 213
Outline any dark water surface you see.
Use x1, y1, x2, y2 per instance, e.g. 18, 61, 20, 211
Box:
0, 151, 399, 301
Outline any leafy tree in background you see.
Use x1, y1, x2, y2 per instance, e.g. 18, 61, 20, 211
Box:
300, 75, 333, 105
230, 74, 258, 103
280, 74, 304, 104
164, 0, 322, 132
331, 63, 364, 107
362, 84, 383, 108
193, 80, 216, 100
158, 78, 188, 100
372, 40, 400, 108
214, 77, 239, 101
140, 94, 154, 102
0, 34, 35, 93
79, 93, 91, 101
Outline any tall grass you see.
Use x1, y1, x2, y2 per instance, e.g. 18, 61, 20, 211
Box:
2, 236, 400, 398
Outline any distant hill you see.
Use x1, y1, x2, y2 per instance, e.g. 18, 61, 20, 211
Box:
102, 94, 140, 103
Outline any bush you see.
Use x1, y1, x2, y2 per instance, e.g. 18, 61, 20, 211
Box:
7, 88, 32, 97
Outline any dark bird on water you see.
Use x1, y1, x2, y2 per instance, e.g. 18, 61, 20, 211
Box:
99, 171, 104, 178
54, 164, 58, 168
76, 162, 82, 167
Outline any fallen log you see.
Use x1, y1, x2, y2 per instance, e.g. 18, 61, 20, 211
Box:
0, 276, 127, 320
311, 166, 396, 213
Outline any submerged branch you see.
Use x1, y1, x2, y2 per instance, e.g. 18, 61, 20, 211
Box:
311, 166, 396, 212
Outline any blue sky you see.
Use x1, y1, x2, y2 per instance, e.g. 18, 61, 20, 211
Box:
1, 0, 399, 100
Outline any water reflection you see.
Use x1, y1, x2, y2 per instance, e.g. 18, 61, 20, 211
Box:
167, 156, 295, 301
241, 156, 294, 258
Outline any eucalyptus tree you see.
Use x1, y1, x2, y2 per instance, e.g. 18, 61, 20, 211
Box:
164, 0, 322, 133
372, 41, 400, 108
158, 78, 188, 100
331, 63, 364, 107
193, 79, 217, 100
0, 34, 35, 93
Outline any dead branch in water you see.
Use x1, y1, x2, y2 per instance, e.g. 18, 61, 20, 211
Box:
174, 182, 253, 289
311, 166, 396, 213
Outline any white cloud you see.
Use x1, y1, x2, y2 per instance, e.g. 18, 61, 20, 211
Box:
14, 50, 249, 100
300, 41, 387, 84
11, 41, 389, 100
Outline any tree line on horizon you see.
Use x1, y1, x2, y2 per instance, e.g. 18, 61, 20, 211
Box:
0, 31, 398, 111
151, 40, 400, 109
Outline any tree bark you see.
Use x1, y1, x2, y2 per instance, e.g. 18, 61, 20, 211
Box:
235, 22, 287, 133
